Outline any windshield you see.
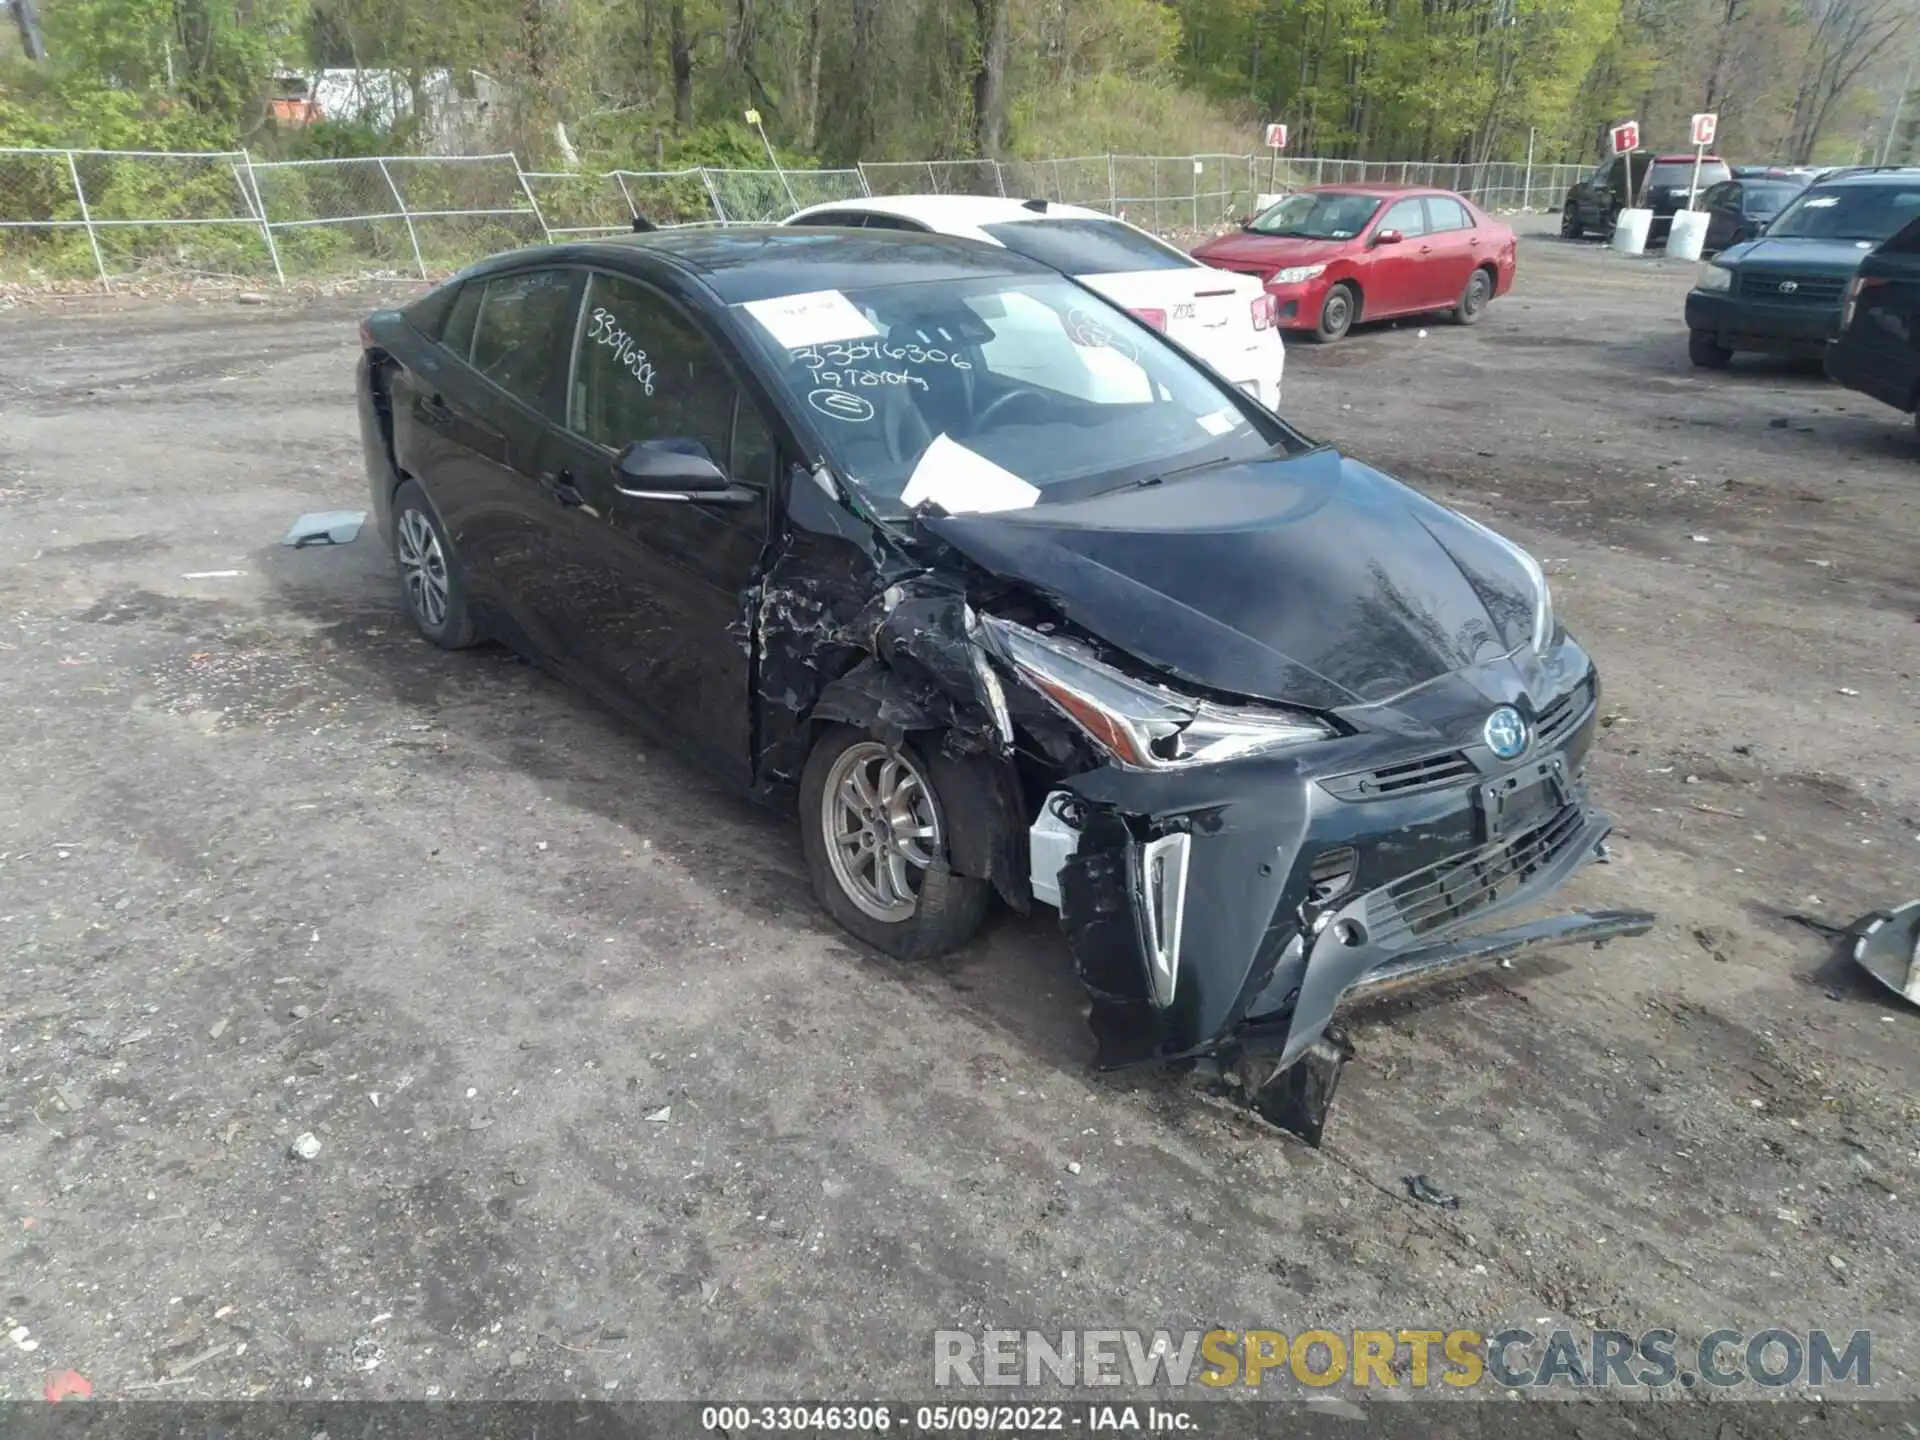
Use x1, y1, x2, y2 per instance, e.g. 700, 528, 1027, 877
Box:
736, 276, 1298, 518
1245, 191, 1381, 240
1648, 160, 1730, 188
1766, 183, 1920, 242
980, 217, 1195, 275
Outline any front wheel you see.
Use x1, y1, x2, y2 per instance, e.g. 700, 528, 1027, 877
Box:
799, 726, 991, 960
1453, 268, 1493, 325
1688, 329, 1733, 370
1561, 202, 1582, 240
1312, 283, 1357, 344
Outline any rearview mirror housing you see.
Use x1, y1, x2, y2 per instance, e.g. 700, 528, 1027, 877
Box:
615, 439, 729, 493
1373, 228, 1404, 246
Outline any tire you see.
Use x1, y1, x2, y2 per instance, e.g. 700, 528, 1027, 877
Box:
1561, 202, 1582, 240
1605, 204, 1622, 239
1453, 267, 1493, 325
799, 725, 992, 961
1688, 329, 1734, 370
1311, 283, 1357, 344
391, 478, 477, 649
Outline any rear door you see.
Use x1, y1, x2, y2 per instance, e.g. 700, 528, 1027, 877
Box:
1363, 197, 1432, 316
534, 269, 777, 781
395, 267, 580, 654
1419, 195, 1479, 305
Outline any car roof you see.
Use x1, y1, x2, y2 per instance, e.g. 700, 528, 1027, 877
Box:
1298, 183, 1469, 200
470, 225, 1057, 303
1652, 153, 1723, 163
785, 193, 1117, 229
1807, 167, 1920, 187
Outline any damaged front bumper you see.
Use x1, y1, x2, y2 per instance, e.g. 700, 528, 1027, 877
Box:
1042, 665, 1653, 1103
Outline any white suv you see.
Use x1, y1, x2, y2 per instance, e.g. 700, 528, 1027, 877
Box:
782, 194, 1285, 409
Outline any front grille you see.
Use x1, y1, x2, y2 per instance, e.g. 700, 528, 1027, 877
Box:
1736, 270, 1847, 303
1362, 802, 1587, 946
1534, 680, 1592, 748
1322, 750, 1477, 801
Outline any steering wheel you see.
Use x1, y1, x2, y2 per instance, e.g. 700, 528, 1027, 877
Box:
883, 393, 934, 470
972, 387, 1052, 432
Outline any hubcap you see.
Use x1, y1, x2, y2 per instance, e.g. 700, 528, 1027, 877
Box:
1325, 294, 1349, 331
821, 742, 941, 923
397, 508, 450, 630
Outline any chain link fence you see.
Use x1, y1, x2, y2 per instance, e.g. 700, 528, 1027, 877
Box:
0, 146, 1584, 290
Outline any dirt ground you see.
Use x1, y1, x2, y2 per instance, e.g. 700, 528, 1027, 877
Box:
1, 230, 1917, 1411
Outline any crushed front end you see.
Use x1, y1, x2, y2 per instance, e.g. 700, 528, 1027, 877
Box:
986, 621, 1653, 1145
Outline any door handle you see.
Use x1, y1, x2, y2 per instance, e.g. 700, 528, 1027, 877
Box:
1469, 236, 1481, 246
538, 470, 585, 507
422, 393, 453, 420
1418, 244, 1432, 254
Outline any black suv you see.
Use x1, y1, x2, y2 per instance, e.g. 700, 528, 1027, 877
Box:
1561, 152, 1731, 241
1686, 168, 1920, 367
1561, 151, 1649, 239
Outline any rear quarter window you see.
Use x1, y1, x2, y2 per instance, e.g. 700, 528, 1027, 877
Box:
980, 217, 1196, 275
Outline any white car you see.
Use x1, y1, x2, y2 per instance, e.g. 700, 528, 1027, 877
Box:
782, 195, 1285, 409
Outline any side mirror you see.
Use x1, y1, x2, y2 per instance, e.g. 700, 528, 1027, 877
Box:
1373, 228, 1404, 246
1238, 213, 1253, 228
614, 438, 729, 495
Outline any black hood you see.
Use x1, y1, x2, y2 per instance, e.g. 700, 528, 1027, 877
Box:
922, 447, 1538, 710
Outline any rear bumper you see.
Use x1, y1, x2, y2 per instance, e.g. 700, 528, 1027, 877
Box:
357, 352, 401, 546
1048, 644, 1650, 1073
1685, 290, 1840, 353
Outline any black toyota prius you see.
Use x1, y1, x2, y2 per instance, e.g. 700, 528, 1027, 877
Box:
357, 226, 1649, 1140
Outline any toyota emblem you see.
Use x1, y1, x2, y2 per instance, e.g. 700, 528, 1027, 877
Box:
1778, 280, 1798, 293
1484, 706, 1530, 762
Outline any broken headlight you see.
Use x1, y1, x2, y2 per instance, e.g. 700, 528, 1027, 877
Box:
979, 615, 1331, 770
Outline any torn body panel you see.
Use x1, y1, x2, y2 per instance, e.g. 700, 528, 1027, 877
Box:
751, 473, 1034, 907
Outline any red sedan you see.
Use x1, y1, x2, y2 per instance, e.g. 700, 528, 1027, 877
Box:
1191, 184, 1517, 343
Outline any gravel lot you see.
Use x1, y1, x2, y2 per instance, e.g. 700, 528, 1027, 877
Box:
2, 231, 1917, 1410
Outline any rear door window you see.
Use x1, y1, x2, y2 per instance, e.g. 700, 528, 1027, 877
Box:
439, 282, 483, 360
980, 217, 1196, 274
1424, 196, 1473, 232
469, 269, 577, 414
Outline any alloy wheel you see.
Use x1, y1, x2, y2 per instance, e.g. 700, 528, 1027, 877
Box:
820, 741, 941, 923
396, 508, 450, 630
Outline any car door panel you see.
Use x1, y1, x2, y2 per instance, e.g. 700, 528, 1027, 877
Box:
1702, 183, 1740, 252
546, 270, 774, 782
395, 270, 579, 653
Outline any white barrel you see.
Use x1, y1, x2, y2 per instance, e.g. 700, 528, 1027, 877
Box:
1610, 208, 1653, 255
1664, 209, 1710, 261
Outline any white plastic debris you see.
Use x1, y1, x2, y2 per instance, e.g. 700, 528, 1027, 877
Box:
290, 1132, 322, 1161
282, 510, 367, 548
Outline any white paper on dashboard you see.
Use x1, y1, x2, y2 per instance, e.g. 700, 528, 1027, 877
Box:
741, 289, 878, 349
899, 433, 1041, 514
